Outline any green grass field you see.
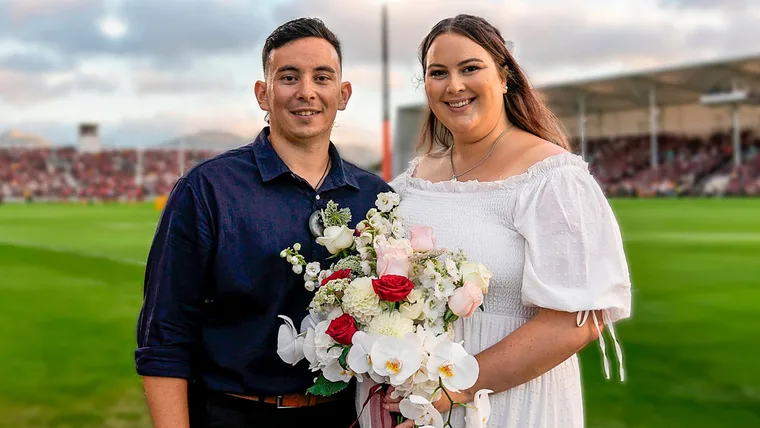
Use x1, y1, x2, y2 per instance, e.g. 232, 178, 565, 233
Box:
0, 199, 758, 427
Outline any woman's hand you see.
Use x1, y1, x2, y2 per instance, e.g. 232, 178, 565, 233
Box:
382, 386, 474, 428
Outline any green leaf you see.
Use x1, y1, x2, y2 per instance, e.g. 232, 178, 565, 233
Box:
338, 346, 350, 370
306, 374, 349, 397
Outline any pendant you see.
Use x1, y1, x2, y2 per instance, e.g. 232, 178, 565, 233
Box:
308, 209, 324, 237
451, 175, 458, 182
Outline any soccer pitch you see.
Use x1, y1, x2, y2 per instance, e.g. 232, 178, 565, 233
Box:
0, 199, 758, 427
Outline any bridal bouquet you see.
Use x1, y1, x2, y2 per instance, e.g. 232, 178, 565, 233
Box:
276, 192, 494, 427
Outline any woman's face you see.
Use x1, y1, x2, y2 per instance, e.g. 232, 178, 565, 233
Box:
424, 32, 507, 141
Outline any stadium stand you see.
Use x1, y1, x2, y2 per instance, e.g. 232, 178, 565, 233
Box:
1, 131, 758, 201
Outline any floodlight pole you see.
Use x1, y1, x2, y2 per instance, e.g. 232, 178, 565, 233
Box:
578, 96, 587, 160
649, 87, 659, 170
381, 2, 392, 181
732, 104, 741, 167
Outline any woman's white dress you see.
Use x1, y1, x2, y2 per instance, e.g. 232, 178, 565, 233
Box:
372, 152, 632, 428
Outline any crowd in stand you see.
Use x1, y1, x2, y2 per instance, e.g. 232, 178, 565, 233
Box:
0, 148, 214, 202
1, 131, 759, 202
583, 129, 760, 197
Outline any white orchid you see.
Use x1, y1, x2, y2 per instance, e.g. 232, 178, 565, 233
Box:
399, 395, 444, 428
347, 332, 386, 384
323, 359, 357, 383
347, 331, 377, 374
303, 327, 318, 370
313, 320, 342, 369
275, 315, 305, 366
465, 389, 494, 428
427, 341, 479, 392
370, 333, 424, 386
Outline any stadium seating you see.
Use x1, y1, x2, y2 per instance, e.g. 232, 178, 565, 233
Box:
1, 132, 758, 201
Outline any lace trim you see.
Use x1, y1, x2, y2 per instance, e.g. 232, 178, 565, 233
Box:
577, 309, 625, 382
404, 152, 588, 194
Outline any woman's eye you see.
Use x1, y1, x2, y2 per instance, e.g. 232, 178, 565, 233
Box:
429, 70, 446, 77
463, 66, 480, 73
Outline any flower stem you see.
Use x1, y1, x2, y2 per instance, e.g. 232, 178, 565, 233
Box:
439, 378, 457, 428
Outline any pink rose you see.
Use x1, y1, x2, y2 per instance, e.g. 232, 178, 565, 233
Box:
448, 281, 484, 318
410, 225, 436, 252
376, 240, 412, 277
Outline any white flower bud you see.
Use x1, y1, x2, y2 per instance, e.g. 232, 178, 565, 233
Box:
293, 264, 303, 274
280, 250, 288, 258
305, 281, 316, 292
293, 243, 302, 251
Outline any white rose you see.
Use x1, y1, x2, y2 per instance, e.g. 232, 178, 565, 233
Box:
316, 225, 355, 254
399, 300, 424, 320
459, 263, 493, 294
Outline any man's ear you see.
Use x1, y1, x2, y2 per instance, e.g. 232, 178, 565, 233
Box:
338, 81, 352, 111
254, 80, 269, 112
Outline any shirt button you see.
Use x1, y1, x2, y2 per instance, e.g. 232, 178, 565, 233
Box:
315, 194, 321, 200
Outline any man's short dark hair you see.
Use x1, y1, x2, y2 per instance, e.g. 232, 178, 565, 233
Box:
262, 18, 342, 74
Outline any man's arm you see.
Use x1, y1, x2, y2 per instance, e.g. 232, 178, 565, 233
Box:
143, 377, 190, 428
136, 178, 214, 427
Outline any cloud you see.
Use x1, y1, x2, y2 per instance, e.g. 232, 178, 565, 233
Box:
659, 0, 750, 10
0, 69, 118, 105
134, 69, 247, 94
0, 0, 277, 65
0, 51, 71, 73
272, 0, 760, 82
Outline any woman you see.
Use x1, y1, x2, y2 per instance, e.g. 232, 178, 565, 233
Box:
382, 14, 631, 428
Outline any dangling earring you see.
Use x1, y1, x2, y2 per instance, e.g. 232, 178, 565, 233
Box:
504, 84, 509, 93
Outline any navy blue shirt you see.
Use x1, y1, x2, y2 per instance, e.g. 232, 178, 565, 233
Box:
135, 127, 392, 395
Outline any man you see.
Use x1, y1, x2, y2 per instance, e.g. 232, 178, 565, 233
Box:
136, 18, 392, 427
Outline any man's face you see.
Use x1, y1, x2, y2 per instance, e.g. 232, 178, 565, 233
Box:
256, 37, 351, 143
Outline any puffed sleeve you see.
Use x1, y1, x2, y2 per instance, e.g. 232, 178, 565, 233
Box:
514, 158, 631, 380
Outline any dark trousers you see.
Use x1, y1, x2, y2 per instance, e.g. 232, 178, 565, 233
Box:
191, 391, 358, 428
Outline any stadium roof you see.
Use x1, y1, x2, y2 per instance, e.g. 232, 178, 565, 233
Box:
0, 129, 52, 148
538, 52, 760, 118
153, 130, 247, 151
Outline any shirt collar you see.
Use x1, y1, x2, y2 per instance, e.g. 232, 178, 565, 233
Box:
252, 127, 360, 190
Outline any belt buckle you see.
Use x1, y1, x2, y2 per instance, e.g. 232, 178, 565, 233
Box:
276, 395, 296, 410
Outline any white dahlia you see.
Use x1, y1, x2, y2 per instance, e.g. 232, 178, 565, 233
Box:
367, 311, 415, 338
342, 277, 383, 324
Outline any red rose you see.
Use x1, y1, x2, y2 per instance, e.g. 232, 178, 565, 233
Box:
372, 275, 414, 302
321, 269, 352, 287
326, 313, 359, 345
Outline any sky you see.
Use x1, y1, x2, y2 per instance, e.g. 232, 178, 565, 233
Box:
0, 0, 758, 150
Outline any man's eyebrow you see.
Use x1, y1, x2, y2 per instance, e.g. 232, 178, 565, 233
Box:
314, 65, 337, 74
275, 65, 301, 74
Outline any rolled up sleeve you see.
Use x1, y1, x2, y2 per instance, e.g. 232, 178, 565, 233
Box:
135, 178, 213, 379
